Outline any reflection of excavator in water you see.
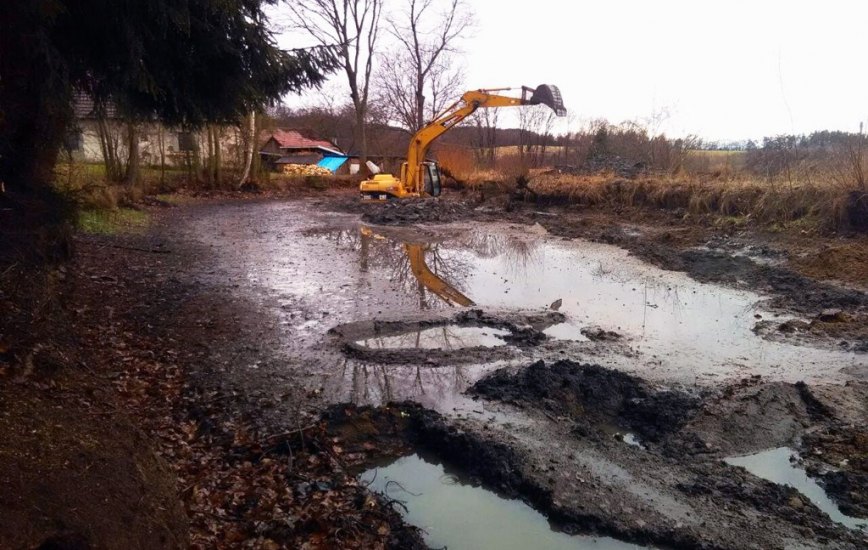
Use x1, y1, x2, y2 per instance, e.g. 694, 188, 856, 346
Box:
404, 243, 474, 307
360, 227, 474, 307
360, 85, 566, 200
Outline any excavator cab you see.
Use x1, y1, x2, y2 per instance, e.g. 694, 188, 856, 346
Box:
422, 162, 442, 197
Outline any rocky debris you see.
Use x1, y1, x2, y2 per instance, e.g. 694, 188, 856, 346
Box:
361, 198, 472, 225
580, 327, 622, 341
819, 308, 847, 322
753, 310, 868, 353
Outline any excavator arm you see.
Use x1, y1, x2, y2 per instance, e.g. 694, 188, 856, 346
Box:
404, 85, 566, 195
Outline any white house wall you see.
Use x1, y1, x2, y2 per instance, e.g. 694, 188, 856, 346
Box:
71, 121, 240, 168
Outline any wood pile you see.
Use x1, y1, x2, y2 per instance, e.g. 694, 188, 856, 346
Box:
280, 163, 332, 176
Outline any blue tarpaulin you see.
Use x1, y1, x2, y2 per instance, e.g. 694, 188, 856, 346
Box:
317, 156, 349, 172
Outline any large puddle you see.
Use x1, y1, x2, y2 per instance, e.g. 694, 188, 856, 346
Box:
361, 454, 645, 549
305, 220, 863, 384
725, 447, 867, 530
190, 202, 864, 411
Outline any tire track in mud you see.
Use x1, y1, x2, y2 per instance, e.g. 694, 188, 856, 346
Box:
322, 362, 866, 549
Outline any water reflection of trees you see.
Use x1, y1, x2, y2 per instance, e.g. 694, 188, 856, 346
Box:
357, 325, 504, 350
328, 358, 473, 407
460, 231, 542, 277
314, 228, 475, 309
311, 226, 546, 308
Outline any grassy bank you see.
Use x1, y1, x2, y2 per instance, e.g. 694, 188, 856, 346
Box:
525, 172, 866, 233
78, 208, 150, 235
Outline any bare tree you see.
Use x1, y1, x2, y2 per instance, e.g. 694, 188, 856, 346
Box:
382, 0, 474, 133
518, 105, 556, 167
96, 114, 124, 181
285, 0, 383, 163
470, 108, 498, 168
378, 51, 463, 133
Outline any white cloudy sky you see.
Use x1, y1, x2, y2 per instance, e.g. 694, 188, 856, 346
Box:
273, 0, 868, 141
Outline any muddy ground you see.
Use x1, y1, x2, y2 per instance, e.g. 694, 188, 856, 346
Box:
2, 188, 867, 548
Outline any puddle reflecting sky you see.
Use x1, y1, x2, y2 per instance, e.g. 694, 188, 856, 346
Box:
725, 447, 867, 530
361, 453, 646, 549
356, 325, 509, 350
309, 222, 863, 383
321, 357, 519, 418
191, 203, 864, 388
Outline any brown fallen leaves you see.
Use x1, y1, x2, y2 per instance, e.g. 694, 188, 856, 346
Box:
70, 238, 421, 549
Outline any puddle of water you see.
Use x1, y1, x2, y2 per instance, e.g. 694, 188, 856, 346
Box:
356, 326, 509, 350
332, 223, 862, 383
725, 447, 867, 530
192, 203, 864, 407
361, 453, 645, 549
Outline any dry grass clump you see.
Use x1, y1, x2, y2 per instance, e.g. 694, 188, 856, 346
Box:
528, 172, 860, 232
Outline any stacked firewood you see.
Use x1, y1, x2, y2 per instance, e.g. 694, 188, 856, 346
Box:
280, 164, 332, 176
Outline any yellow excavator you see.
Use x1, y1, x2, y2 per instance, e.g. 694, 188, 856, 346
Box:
360, 85, 566, 200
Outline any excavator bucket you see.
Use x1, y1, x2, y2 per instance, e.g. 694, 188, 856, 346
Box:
529, 84, 567, 116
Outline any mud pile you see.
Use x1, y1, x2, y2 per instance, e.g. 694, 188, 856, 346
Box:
361, 198, 473, 225
470, 360, 700, 442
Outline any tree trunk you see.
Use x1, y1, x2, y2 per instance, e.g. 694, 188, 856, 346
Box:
415, 73, 425, 132
252, 113, 261, 180
0, 27, 72, 194
157, 126, 166, 187
124, 121, 139, 185
98, 117, 121, 181
213, 126, 222, 188
238, 112, 256, 187
206, 126, 215, 187
191, 131, 201, 182
0, 43, 74, 260
354, 108, 368, 167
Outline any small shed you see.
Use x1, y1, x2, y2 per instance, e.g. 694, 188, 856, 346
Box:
260, 129, 344, 171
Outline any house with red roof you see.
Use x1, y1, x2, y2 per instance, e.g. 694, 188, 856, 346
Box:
259, 129, 353, 173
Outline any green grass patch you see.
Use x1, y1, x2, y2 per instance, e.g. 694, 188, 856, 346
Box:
154, 193, 193, 205
78, 208, 150, 235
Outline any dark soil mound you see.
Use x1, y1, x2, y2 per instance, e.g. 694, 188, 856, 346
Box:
470, 360, 699, 442
361, 198, 472, 225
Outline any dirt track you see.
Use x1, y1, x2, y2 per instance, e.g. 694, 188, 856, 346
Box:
61, 193, 868, 548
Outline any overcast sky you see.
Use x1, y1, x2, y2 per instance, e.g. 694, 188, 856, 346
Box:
273, 0, 868, 142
